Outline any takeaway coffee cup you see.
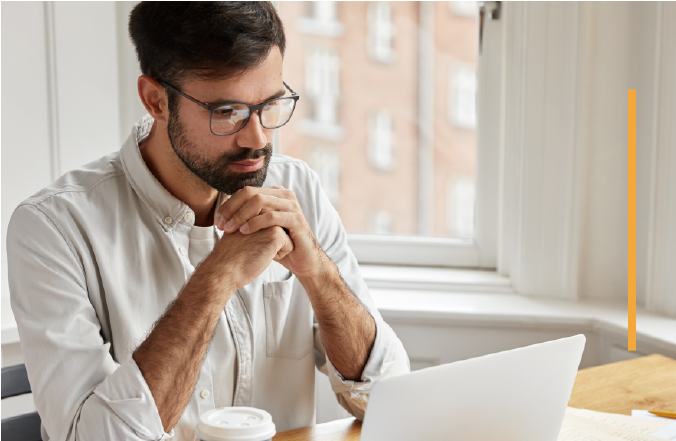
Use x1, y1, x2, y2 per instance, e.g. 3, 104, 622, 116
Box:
196, 407, 276, 441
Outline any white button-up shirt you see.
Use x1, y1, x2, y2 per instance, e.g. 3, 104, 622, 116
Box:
7, 115, 409, 441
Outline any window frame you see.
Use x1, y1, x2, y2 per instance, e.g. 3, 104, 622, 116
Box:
368, 1, 395, 63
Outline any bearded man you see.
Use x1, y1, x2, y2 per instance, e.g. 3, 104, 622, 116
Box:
7, 2, 409, 440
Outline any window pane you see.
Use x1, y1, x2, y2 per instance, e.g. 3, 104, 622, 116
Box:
277, 1, 478, 238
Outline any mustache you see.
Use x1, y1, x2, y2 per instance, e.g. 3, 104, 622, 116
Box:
220, 144, 273, 164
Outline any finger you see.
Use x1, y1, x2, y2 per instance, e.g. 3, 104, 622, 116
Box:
240, 211, 303, 236
217, 186, 297, 229
213, 194, 231, 227
223, 194, 299, 233
272, 226, 294, 260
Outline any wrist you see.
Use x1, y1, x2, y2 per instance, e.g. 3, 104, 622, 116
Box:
296, 255, 339, 295
192, 255, 238, 298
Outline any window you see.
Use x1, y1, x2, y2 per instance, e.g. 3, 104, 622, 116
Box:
368, 110, 394, 171
308, 147, 341, 205
368, 2, 394, 63
449, 1, 477, 17
449, 64, 477, 130
447, 175, 475, 238
297, 1, 343, 37
277, 2, 490, 267
369, 210, 394, 234
311, 1, 337, 23
304, 48, 340, 126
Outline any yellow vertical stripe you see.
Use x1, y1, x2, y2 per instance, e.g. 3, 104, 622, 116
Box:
628, 90, 636, 351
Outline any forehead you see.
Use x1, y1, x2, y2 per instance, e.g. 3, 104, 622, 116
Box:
180, 46, 284, 105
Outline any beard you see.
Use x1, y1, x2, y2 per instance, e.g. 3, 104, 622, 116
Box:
167, 110, 273, 195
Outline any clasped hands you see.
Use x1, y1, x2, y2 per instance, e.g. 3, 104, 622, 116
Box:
211, 186, 326, 288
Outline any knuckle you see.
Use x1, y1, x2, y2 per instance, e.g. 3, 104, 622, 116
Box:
253, 193, 266, 204
268, 211, 280, 221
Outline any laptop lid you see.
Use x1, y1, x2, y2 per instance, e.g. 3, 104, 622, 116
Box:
360, 334, 586, 441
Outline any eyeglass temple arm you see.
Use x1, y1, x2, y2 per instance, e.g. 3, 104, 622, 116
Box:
159, 81, 211, 110
162, 79, 298, 107
283, 81, 298, 97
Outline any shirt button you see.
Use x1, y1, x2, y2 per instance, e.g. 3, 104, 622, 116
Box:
184, 212, 194, 222
164, 216, 173, 225
200, 389, 210, 399
179, 246, 187, 256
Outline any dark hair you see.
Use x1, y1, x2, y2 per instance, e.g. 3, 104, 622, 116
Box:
128, 1, 286, 87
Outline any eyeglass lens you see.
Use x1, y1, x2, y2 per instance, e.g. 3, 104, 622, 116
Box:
211, 97, 296, 135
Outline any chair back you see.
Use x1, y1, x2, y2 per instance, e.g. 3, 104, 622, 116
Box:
1, 364, 42, 441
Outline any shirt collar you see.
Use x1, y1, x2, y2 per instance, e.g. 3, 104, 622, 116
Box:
120, 114, 192, 231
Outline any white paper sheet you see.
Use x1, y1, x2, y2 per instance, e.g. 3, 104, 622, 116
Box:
566, 408, 670, 434
651, 423, 676, 441
630, 410, 676, 440
559, 414, 665, 441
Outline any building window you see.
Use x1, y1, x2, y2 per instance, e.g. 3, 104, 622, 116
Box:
308, 147, 340, 205
311, 1, 337, 22
368, 110, 394, 171
298, 1, 343, 37
449, 64, 477, 129
368, 2, 394, 63
306, 48, 340, 126
447, 175, 475, 238
449, 1, 477, 17
369, 210, 394, 234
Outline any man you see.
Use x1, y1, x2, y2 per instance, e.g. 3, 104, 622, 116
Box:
7, 2, 409, 440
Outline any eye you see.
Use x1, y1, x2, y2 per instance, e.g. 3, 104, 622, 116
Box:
213, 106, 235, 118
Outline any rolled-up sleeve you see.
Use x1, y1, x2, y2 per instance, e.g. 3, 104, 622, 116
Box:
7, 204, 172, 441
315, 318, 409, 419
304, 166, 410, 420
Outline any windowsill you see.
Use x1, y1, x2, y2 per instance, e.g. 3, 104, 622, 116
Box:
369, 52, 396, 64
297, 18, 344, 37
299, 119, 345, 142
360, 265, 676, 354
360, 264, 512, 293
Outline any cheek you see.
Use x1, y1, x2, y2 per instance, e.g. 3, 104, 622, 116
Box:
179, 109, 236, 153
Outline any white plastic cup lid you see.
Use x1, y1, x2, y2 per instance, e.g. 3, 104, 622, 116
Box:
196, 407, 276, 441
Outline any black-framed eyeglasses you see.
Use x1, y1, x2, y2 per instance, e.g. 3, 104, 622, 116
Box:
159, 80, 300, 136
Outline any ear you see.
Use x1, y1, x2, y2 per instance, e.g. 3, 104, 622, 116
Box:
138, 75, 169, 123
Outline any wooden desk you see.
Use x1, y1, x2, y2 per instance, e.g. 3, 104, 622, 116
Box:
273, 354, 676, 441
273, 419, 362, 441
567, 353, 676, 415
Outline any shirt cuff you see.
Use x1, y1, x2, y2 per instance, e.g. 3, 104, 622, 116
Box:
93, 357, 174, 440
325, 317, 405, 399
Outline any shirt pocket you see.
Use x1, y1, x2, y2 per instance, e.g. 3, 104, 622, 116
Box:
263, 276, 313, 360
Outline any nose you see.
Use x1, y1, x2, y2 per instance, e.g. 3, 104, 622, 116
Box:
235, 110, 268, 150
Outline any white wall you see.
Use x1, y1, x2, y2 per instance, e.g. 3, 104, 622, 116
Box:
1, 1, 146, 336
1, 1, 54, 338
576, 2, 675, 313
499, 2, 676, 317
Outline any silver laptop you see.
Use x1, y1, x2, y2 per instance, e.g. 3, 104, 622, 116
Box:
360, 334, 586, 441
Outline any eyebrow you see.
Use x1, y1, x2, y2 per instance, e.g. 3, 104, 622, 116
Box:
210, 88, 287, 106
